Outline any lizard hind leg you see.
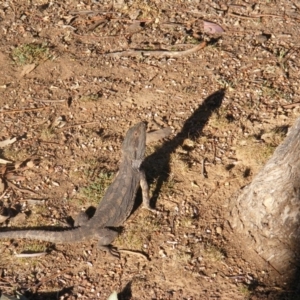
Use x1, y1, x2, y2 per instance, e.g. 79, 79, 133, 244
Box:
73, 206, 96, 227
73, 211, 90, 227
97, 228, 120, 258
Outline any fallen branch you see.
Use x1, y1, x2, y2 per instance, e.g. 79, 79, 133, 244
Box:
106, 41, 206, 58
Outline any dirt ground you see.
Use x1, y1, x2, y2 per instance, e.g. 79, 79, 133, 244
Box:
0, 0, 300, 299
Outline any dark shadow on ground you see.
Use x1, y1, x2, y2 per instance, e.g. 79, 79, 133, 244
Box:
250, 268, 300, 300
143, 88, 225, 207
9, 286, 75, 300
143, 89, 300, 300
118, 281, 132, 300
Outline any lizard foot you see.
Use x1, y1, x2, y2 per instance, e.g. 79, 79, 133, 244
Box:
142, 203, 157, 213
142, 201, 162, 214
98, 245, 120, 259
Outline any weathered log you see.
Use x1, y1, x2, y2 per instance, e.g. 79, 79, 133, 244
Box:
230, 117, 300, 274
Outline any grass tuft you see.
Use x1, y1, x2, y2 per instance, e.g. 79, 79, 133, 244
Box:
12, 43, 51, 65
80, 172, 114, 204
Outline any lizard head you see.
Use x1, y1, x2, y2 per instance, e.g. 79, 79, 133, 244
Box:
122, 122, 146, 163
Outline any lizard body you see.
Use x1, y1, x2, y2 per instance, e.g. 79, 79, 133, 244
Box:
0, 122, 168, 252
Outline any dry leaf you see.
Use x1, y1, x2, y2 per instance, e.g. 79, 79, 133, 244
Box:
203, 21, 224, 34
0, 137, 16, 148
0, 158, 11, 164
20, 63, 36, 78
6, 173, 26, 181
26, 160, 35, 168
14, 161, 23, 169
0, 165, 6, 175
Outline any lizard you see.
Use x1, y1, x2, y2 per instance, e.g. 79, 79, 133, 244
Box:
0, 122, 171, 255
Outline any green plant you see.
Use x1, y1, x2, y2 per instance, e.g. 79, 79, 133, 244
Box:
12, 43, 50, 65
79, 93, 102, 102
80, 172, 114, 204
204, 244, 225, 262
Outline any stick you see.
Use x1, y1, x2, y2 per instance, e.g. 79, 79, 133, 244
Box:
106, 41, 206, 58
7, 181, 38, 195
202, 157, 208, 178
33, 99, 66, 103
15, 252, 47, 258
0, 107, 46, 114
282, 102, 300, 109
228, 12, 289, 20
118, 249, 149, 260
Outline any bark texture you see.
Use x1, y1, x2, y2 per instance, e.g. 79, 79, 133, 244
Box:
230, 117, 300, 274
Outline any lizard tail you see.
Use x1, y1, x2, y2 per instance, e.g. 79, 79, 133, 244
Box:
0, 227, 91, 243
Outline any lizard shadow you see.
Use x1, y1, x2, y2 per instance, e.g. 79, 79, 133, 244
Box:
20, 282, 132, 299
142, 88, 225, 209
118, 281, 132, 300
20, 286, 74, 300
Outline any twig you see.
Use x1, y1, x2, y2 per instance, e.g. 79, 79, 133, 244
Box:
118, 249, 150, 260
0, 107, 46, 114
229, 12, 281, 19
69, 10, 112, 15
282, 102, 300, 109
7, 181, 38, 195
30, 267, 73, 290
202, 157, 208, 178
106, 41, 207, 58
15, 252, 47, 258
38, 139, 64, 145
88, 19, 107, 31
33, 99, 66, 103
212, 141, 217, 164
228, 12, 295, 20
205, 182, 220, 202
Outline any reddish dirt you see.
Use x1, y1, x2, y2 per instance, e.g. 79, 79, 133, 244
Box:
0, 1, 300, 299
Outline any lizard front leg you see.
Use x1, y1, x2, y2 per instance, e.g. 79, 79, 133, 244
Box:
140, 170, 156, 212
